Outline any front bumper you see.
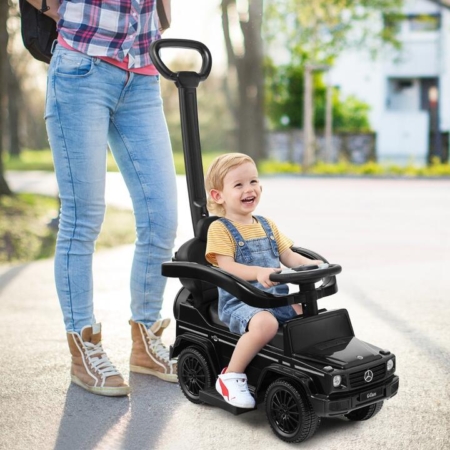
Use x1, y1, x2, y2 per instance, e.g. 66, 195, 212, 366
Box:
310, 375, 399, 417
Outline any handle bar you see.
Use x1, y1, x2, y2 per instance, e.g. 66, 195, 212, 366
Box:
150, 39, 212, 82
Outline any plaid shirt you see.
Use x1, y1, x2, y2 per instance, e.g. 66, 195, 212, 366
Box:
57, 0, 160, 69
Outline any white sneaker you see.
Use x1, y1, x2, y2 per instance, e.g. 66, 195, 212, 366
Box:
215, 369, 256, 408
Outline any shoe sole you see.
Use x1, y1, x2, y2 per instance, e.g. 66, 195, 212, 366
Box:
130, 365, 178, 383
71, 375, 130, 396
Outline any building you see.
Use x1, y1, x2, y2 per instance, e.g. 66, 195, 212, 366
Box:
330, 0, 450, 164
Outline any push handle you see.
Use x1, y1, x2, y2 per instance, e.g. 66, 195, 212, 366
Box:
150, 38, 212, 235
150, 39, 212, 82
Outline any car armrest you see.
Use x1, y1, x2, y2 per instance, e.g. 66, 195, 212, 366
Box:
162, 261, 337, 308
162, 261, 299, 308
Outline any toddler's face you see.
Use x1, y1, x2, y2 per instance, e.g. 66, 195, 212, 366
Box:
214, 162, 261, 221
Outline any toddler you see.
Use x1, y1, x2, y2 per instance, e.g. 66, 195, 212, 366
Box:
205, 153, 322, 408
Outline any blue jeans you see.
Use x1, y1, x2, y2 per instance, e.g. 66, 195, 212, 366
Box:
45, 45, 177, 332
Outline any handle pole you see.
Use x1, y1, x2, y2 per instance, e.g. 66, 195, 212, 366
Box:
150, 39, 213, 236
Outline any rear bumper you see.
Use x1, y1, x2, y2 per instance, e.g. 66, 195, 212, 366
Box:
311, 375, 399, 417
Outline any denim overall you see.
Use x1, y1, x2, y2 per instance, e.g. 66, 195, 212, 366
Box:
217, 216, 297, 335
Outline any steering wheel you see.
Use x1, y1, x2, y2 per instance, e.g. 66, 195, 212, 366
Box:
269, 263, 342, 285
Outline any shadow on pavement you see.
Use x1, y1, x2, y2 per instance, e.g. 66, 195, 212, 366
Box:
53, 384, 130, 450
120, 373, 185, 449
53, 373, 184, 450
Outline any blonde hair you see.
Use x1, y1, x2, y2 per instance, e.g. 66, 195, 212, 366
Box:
205, 153, 256, 216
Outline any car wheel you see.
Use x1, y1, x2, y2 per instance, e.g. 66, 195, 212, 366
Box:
265, 379, 320, 443
178, 347, 213, 404
345, 401, 384, 421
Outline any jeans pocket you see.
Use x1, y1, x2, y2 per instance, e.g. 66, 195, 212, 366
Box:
55, 51, 96, 78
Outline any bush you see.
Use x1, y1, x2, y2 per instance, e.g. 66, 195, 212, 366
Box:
259, 158, 450, 177
258, 160, 302, 174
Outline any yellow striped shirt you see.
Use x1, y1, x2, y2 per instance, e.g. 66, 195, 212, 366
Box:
205, 217, 293, 266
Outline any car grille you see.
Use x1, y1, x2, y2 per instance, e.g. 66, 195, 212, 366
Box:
349, 363, 386, 388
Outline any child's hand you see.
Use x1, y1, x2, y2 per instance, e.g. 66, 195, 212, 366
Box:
256, 267, 281, 288
310, 259, 323, 265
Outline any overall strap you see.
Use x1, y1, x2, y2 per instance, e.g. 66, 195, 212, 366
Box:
217, 218, 253, 264
254, 216, 280, 257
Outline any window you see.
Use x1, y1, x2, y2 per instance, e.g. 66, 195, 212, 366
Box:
408, 14, 440, 32
383, 13, 441, 35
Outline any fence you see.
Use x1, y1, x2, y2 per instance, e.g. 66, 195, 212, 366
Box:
266, 130, 449, 165
266, 131, 376, 164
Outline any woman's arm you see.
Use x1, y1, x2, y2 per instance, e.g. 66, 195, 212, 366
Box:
26, 0, 60, 22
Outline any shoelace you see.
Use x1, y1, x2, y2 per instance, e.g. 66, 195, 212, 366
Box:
148, 337, 173, 365
84, 342, 120, 378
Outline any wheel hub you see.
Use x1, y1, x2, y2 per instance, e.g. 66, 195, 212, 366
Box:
187, 369, 196, 381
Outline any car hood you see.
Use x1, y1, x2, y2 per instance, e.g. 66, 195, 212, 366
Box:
298, 337, 383, 370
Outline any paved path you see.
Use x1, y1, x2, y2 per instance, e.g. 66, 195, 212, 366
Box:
1, 172, 449, 450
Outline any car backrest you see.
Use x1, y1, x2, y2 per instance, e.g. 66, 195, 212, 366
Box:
174, 216, 219, 311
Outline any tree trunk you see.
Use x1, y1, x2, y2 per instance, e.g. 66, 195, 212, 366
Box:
8, 62, 21, 158
0, 0, 12, 195
302, 65, 314, 169
222, 0, 265, 162
325, 80, 333, 163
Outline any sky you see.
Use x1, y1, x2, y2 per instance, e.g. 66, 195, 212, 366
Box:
162, 0, 227, 72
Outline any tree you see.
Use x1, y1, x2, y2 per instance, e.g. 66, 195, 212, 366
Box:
264, 0, 402, 167
266, 64, 371, 132
7, 55, 21, 157
221, 0, 265, 162
221, 0, 402, 164
264, 0, 403, 66
0, 0, 12, 195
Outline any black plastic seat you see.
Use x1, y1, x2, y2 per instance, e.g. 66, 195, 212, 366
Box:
174, 216, 219, 314
207, 298, 286, 348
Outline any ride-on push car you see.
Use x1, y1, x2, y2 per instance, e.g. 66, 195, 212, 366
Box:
150, 39, 399, 444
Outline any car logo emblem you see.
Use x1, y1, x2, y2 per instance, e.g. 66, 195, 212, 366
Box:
364, 370, 374, 382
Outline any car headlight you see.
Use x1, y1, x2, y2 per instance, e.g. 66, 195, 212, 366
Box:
333, 375, 342, 387
387, 359, 394, 371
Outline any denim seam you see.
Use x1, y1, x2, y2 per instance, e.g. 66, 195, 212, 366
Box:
109, 117, 153, 323
51, 66, 77, 331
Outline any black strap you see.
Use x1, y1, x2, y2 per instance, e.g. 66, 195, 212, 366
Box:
39, 0, 50, 14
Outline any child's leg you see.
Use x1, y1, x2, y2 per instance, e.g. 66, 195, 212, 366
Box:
216, 312, 278, 408
227, 311, 279, 373
292, 304, 303, 315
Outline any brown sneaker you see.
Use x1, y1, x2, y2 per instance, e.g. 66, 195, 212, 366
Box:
130, 319, 177, 382
67, 323, 130, 396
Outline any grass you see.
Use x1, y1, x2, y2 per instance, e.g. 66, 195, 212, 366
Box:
0, 193, 136, 264
5, 149, 450, 177
5, 149, 222, 175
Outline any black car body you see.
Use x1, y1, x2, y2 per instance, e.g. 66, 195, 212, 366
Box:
150, 39, 399, 443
